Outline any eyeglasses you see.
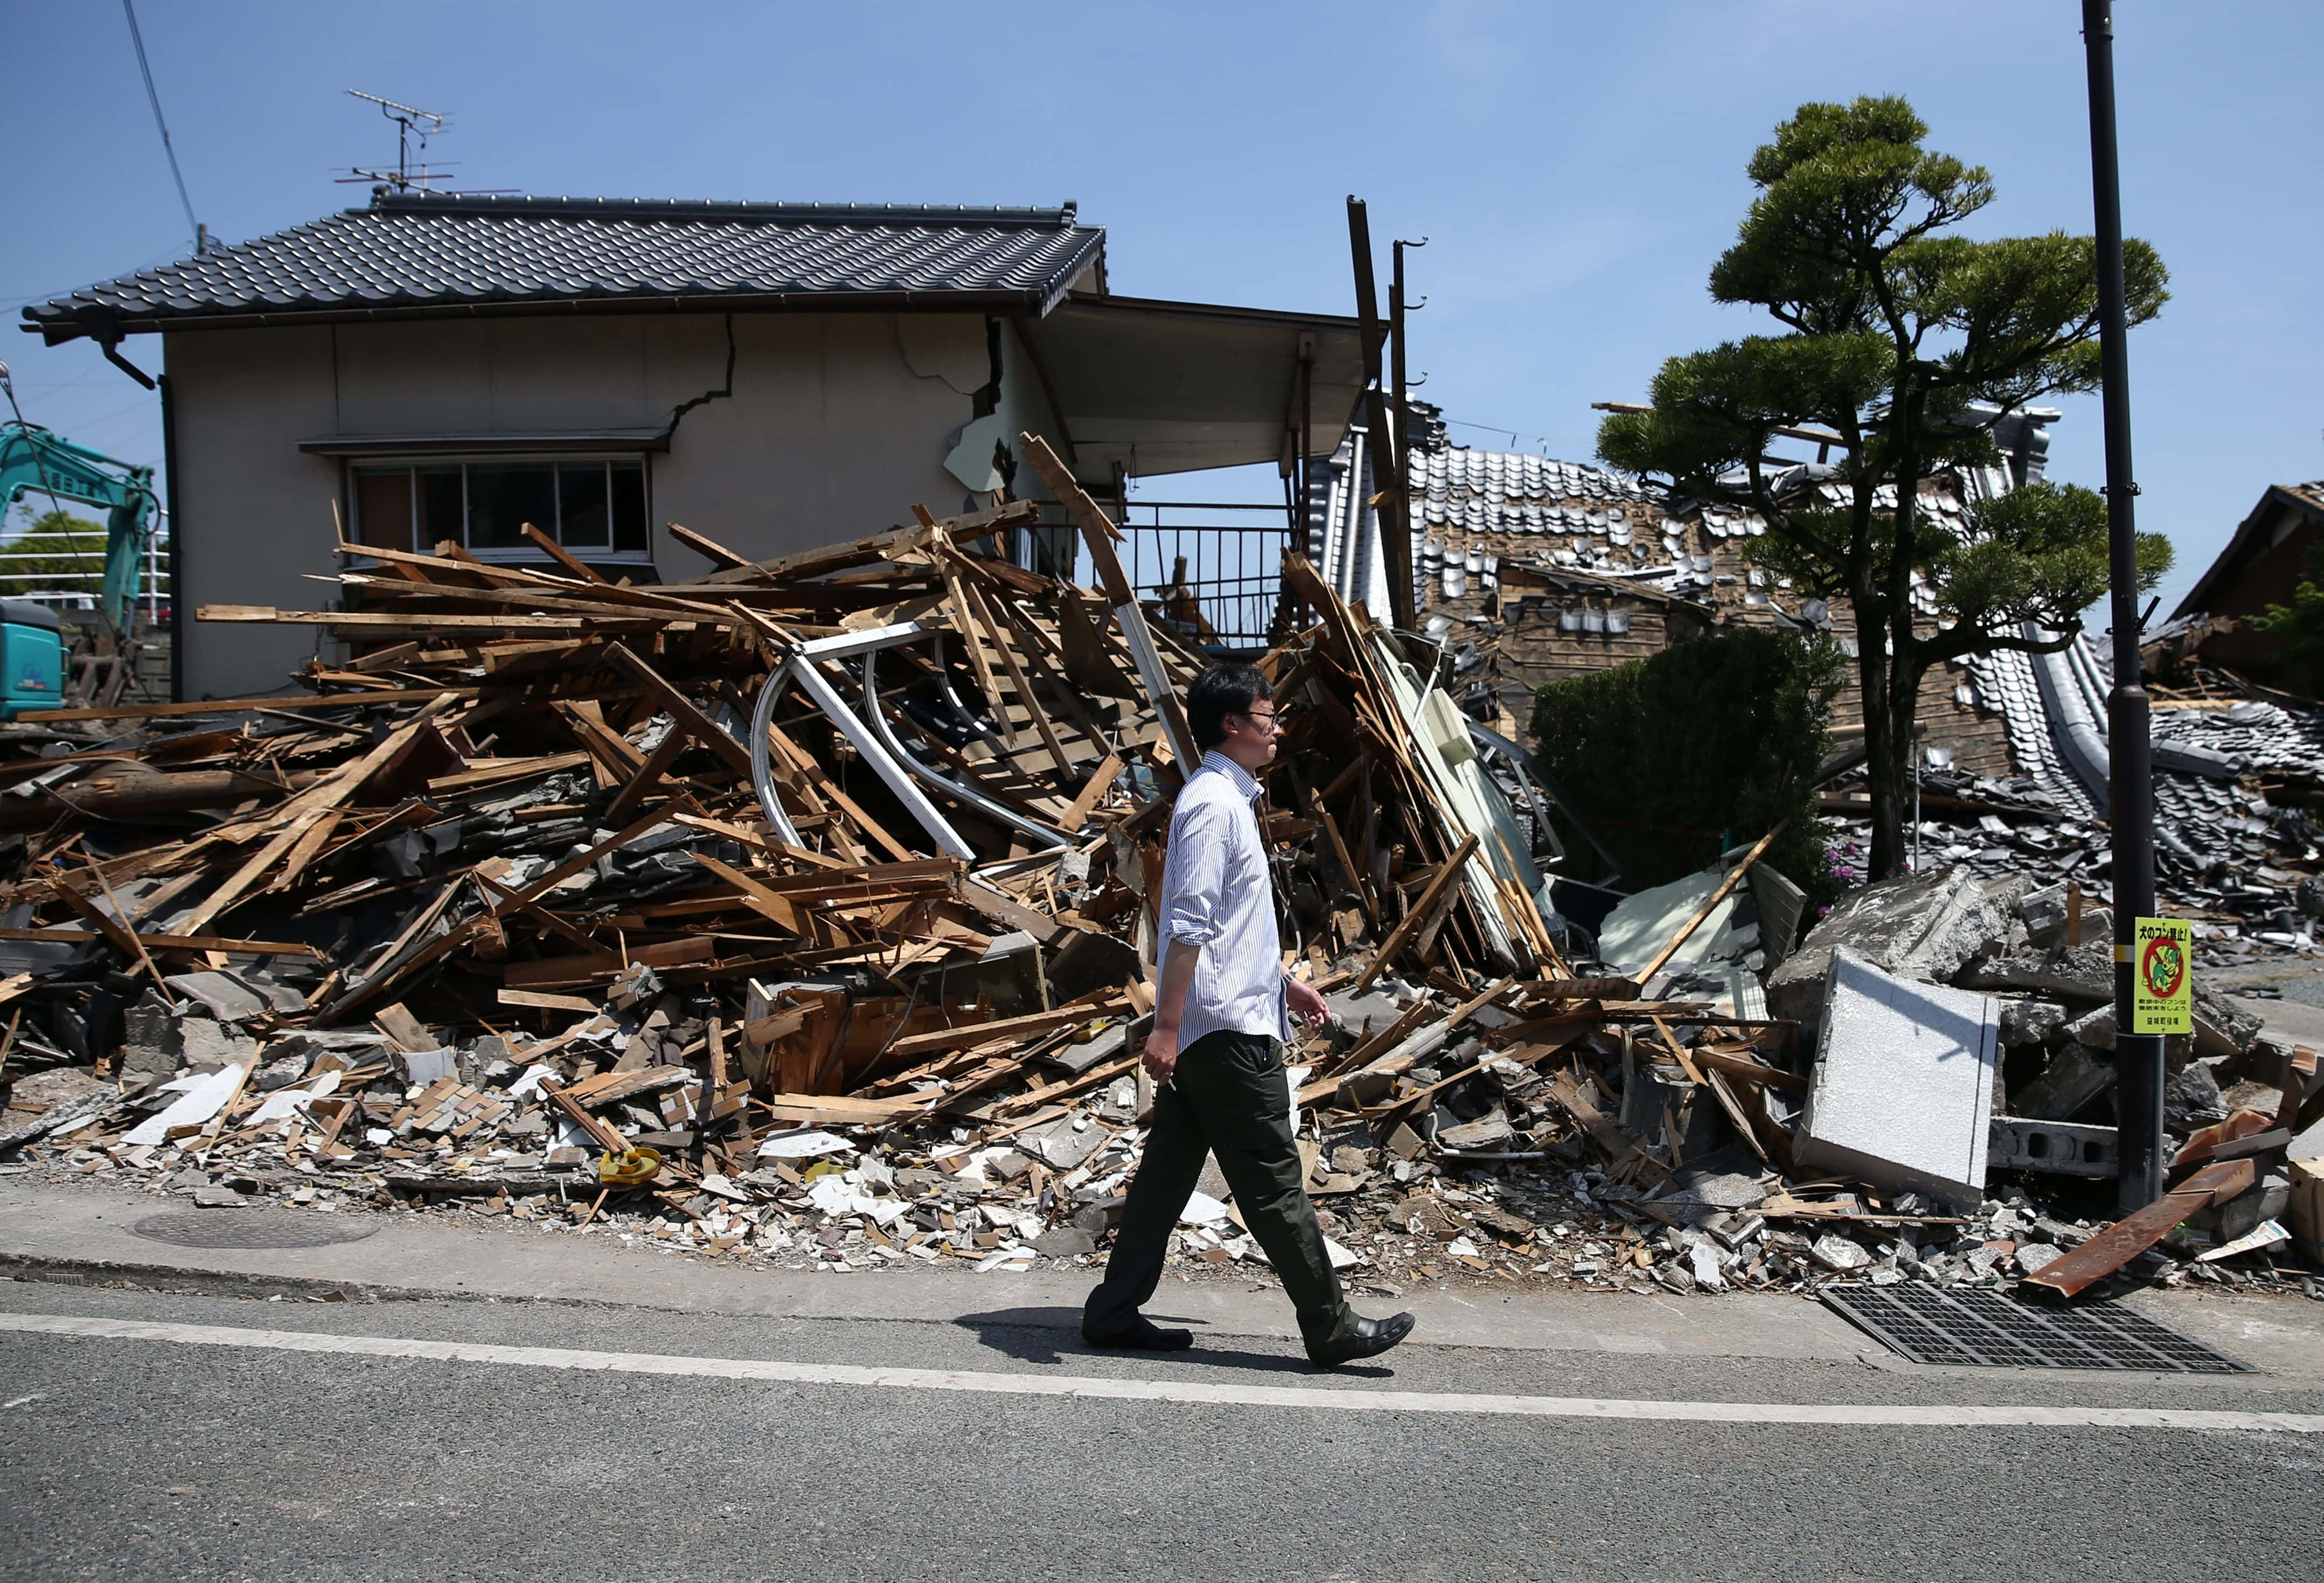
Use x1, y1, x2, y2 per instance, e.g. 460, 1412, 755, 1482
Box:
1235, 709, 1281, 733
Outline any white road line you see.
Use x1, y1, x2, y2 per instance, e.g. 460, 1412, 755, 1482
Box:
2, 1311, 2318, 1434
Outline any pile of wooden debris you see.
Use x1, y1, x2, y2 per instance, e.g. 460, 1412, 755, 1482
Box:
17, 433, 2295, 1302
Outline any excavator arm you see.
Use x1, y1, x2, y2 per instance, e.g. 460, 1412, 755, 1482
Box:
0, 420, 155, 634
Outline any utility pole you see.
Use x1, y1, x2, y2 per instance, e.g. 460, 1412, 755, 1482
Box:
1346, 198, 1414, 630
2082, 0, 2163, 1213
1391, 237, 1426, 610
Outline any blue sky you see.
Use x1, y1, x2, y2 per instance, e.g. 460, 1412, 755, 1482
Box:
5, 1, 2319, 616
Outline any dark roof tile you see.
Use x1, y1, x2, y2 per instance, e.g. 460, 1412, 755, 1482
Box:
24, 194, 1105, 341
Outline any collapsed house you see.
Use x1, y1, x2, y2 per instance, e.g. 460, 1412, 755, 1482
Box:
1310, 402, 2324, 955
2159, 478, 2324, 689
0, 351, 2317, 1311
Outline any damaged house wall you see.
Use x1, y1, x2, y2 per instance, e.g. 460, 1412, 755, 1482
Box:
166, 311, 985, 699
31, 192, 1378, 706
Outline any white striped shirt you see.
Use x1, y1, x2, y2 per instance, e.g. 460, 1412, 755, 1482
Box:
1156, 750, 1290, 1047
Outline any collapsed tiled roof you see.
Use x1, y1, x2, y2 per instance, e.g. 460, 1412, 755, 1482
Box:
23, 193, 1107, 343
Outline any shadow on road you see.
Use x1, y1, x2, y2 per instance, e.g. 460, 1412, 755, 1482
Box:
951, 1307, 1395, 1378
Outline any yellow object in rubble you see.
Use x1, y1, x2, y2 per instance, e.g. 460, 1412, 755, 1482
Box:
599, 1146, 662, 1185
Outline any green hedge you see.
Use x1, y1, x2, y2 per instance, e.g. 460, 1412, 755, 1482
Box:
1528, 628, 1841, 899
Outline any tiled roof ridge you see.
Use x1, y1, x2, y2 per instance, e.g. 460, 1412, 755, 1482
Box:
366, 192, 1083, 227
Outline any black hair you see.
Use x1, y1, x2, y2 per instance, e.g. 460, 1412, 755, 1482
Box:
1187, 662, 1274, 752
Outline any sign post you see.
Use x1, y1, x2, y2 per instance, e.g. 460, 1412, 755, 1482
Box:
2129, 916, 2192, 1037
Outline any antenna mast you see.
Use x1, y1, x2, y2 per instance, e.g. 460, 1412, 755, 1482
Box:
337, 89, 450, 192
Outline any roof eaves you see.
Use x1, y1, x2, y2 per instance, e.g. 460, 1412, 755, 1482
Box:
23, 285, 1067, 343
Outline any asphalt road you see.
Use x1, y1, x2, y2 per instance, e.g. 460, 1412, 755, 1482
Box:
2, 1281, 2318, 1582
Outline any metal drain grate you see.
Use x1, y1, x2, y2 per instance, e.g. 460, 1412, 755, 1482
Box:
1821, 1285, 2251, 1373
130, 1211, 380, 1251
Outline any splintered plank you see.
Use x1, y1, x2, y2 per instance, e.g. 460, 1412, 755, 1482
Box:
44, 688, 477, 722
666, 520, 752, 570
1354, 834, 1480, 990
1057, 753, 1123, 834
200, 607, 660, 632
177, 700, 458, 938
883, 991, 1132, 1059
691, 499, 1038, 586
602, 642, 752, 775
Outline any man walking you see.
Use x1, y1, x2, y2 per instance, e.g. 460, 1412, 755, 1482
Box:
1083, 662, 1416, 1368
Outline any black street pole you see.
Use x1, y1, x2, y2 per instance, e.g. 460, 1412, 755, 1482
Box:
2082, 0, 2164, 1214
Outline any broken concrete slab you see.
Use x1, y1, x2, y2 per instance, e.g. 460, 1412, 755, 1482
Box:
1999, 998, 2069, 1048
2016, 1040, 2116, 1122
1436, 1112, 1516, 1152
1794, 949, 1999, 1210
4, 1066, 104, 1112
1954, 941, 2111, 1001
1018, 1116, 1106, 1172
2218, 1172, 2293, 1244
1661, 1170, 1770, 1213
1767, 865, 2012, 1030
1988, 1115, 2117, 1177
163, 970, 270, 1024
2019, 883, 2070, 947
2292, 1115, 2324, 1165
174, 1015, 259, 1073
118, 988, 179, 1084
1810, 1232, 1874, 1272
2165, 1060, 2229, 1132
392, 1046, 458, 1086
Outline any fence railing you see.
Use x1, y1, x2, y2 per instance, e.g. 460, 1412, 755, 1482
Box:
1109, 500, 1295, 652
0, 522, 172, 623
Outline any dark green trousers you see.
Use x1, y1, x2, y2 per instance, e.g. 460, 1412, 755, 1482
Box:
1084, 1030, 1353, 1347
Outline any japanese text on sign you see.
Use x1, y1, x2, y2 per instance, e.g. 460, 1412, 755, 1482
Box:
2131, 915, 2192, 1036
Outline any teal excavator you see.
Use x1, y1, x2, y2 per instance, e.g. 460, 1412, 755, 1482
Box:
0, 361, 156, 719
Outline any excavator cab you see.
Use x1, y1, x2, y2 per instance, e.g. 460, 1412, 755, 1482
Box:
0, 597, 64, 718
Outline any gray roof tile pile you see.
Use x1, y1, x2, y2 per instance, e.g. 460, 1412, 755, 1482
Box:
1410, 446, 1678, 584
1964, 649, 2100, 820
23, 194, 1105, 336
1835, 638, 2324, 957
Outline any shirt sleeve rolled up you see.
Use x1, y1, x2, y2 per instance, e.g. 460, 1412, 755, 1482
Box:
1158, 797, 1234, 947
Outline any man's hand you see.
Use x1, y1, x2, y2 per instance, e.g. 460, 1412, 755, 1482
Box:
1143, 1024, 1179, 1085
1285, 976, 1331, 1029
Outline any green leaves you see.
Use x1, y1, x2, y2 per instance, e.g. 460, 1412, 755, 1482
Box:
1595, 332, 1890, 496
1529, 629, 1846, 901
1918, 480, 2172, 657
1713, 96, 1994, 329
1592, 92, 2176, 878
2252, 543, 2324, 692
0, 508, 110, 593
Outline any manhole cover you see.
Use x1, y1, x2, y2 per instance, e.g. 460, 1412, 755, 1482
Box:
1821, 1285, 2249, 1373
129, 1210, 381, 1250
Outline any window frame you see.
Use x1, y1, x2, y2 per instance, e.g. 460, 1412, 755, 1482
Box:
343, 452, 655, 566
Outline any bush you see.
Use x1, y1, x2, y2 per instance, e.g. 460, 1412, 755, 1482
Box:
1529, 628, 1842, 901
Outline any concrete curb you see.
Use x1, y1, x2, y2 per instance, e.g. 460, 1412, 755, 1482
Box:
1, 1251, 470, 1308
5, 1176, 2319, 1374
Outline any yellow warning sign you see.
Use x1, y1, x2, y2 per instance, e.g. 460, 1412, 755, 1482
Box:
2131, 915, 2193, 1035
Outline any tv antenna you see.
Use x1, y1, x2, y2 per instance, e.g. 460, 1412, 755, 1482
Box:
336, 89, 455, 192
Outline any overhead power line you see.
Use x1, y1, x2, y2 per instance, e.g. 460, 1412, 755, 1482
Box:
120, 0, 205, 255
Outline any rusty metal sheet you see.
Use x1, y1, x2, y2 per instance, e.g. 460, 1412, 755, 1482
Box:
2022, 1158, 2256, 1300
